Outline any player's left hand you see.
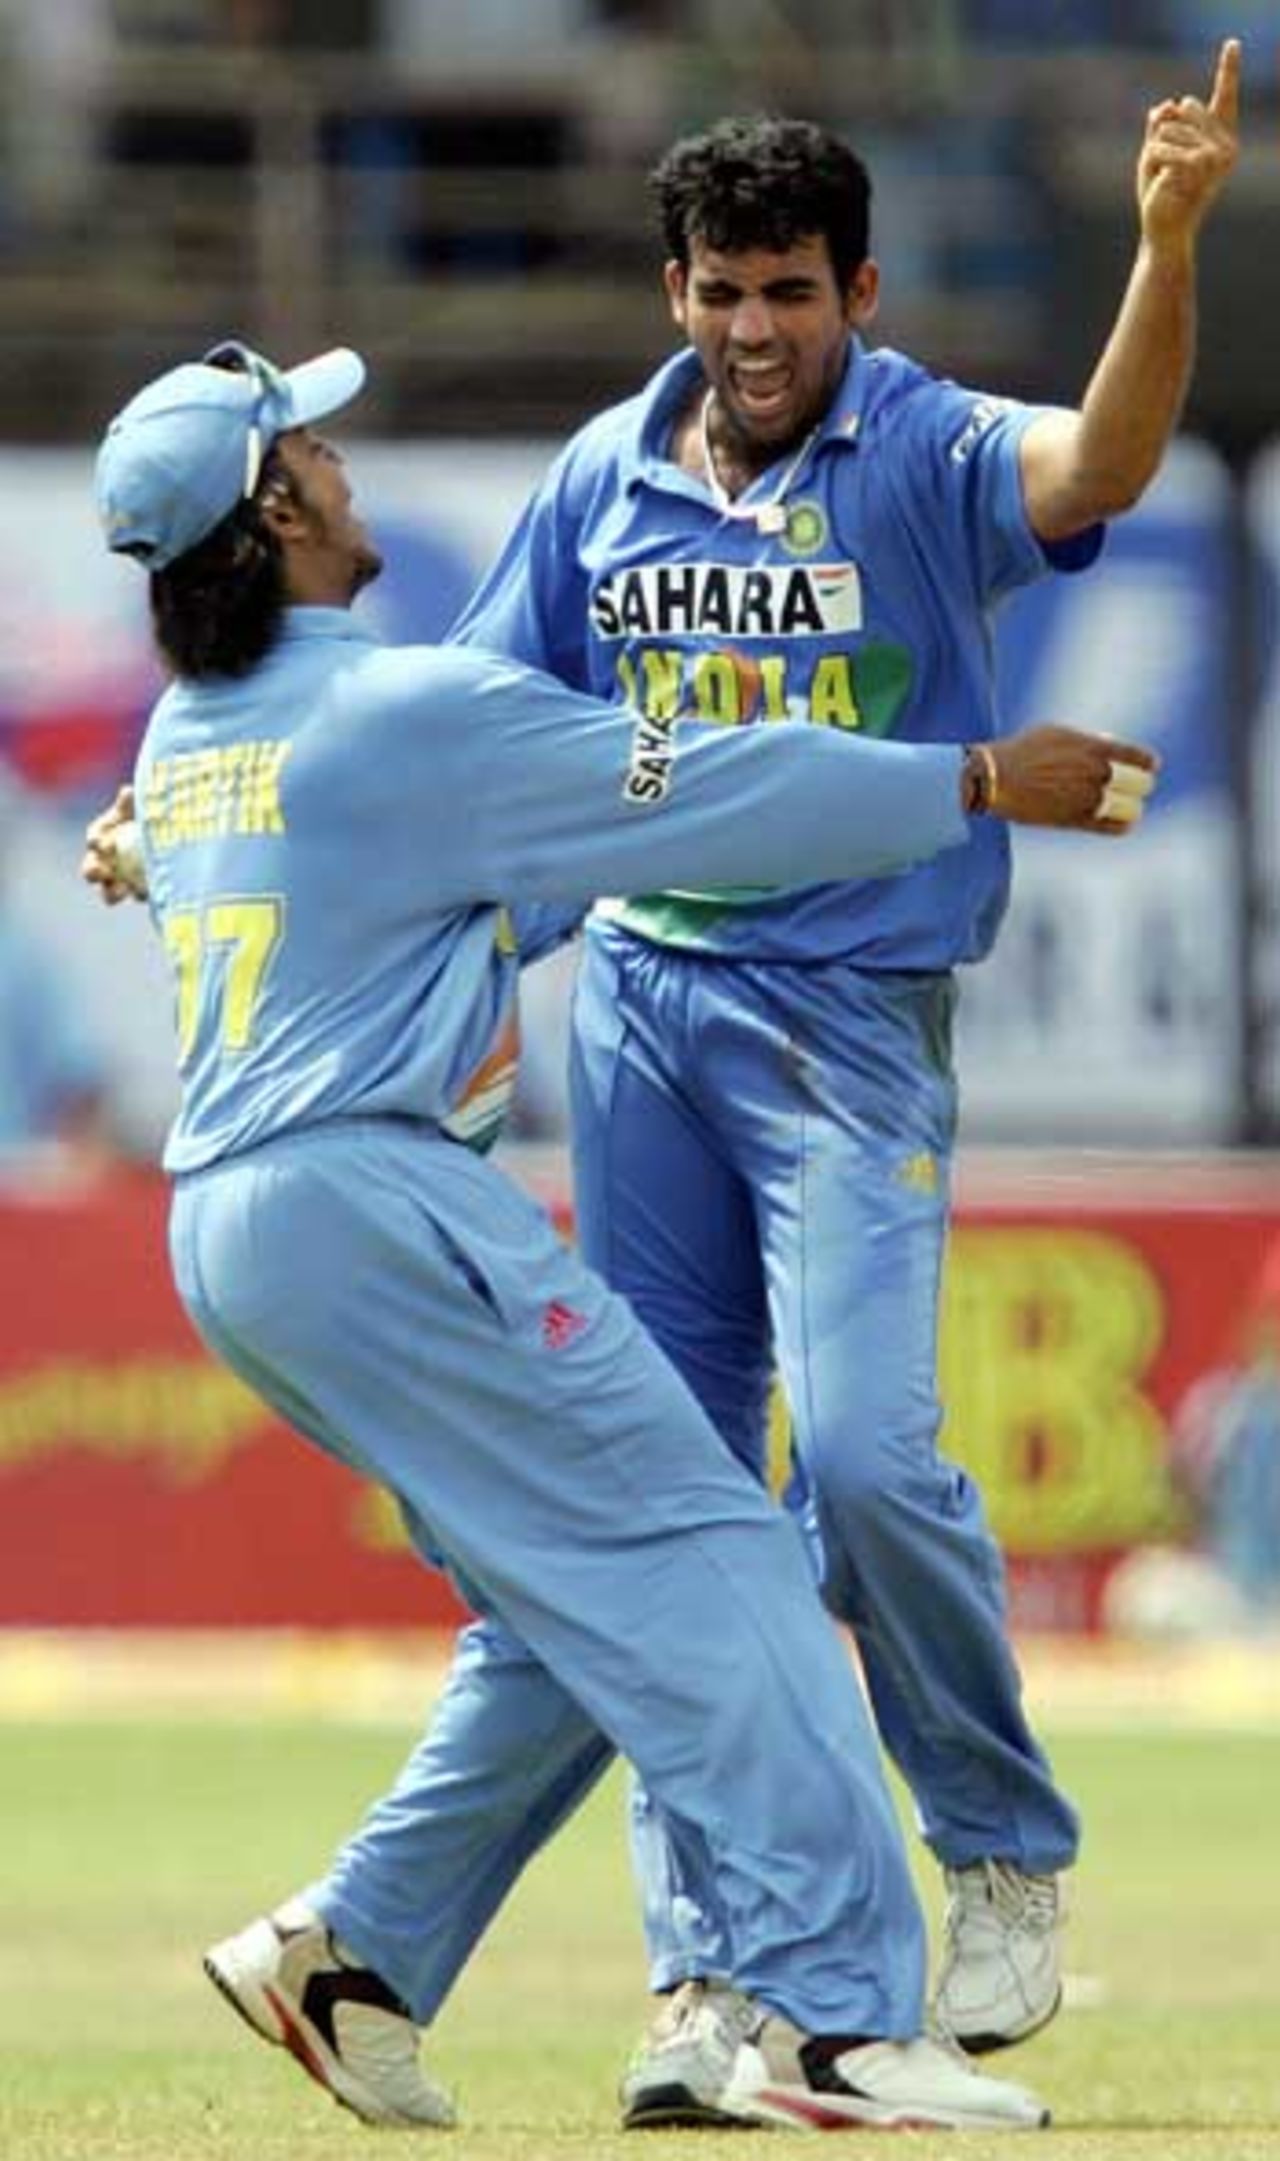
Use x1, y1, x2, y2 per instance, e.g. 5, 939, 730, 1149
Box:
1137, 37, 1240, 248
81, 783, 147, 904
982, 726, 1159, 834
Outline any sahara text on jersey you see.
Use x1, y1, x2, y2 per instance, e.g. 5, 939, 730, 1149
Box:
590, 560, 862, 640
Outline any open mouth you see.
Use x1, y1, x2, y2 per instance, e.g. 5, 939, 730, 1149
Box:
730, 364, 793, 424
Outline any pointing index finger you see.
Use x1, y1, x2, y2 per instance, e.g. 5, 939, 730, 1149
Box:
1208, 36, 1241, 128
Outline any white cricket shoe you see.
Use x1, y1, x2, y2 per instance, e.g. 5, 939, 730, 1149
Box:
620, 1978, 759, 2128
720, 2018, 1051, 2131
934, 1861, 1065, 2053
204, 1898, 455, 2128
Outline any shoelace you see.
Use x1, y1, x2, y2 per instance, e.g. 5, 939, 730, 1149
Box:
670, 1980, 759, 2053
949, 1861, 1058, 1937
665, 1980, 709, 2036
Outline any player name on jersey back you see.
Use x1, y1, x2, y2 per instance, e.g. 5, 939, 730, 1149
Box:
144, 739, 292, 851
590, 561, 863, 640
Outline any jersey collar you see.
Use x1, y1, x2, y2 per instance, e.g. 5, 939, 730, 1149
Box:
627, 337, 870, 504
278, 605, 377, 646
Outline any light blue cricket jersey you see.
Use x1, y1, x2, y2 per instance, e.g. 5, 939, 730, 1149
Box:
451, 339, 1102, 966
135, 609, 970, 1172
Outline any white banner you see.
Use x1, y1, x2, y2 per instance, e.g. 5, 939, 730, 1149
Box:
1245, 441, 1280, 1128
958, 440, 1242, 1143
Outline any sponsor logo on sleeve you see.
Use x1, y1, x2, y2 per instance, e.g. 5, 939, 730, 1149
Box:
949, 395, 1017, 466
623, 708, 678, 805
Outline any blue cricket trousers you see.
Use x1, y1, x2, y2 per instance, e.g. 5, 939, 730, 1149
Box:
170, 1117, 927, 2036
569, 926, 1079, 1984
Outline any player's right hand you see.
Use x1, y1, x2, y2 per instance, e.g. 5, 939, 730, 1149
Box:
982, 725, 1159, 834
81, 783, 148, 903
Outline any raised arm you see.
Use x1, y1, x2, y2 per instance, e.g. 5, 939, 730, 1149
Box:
1021, 37, 1240, 543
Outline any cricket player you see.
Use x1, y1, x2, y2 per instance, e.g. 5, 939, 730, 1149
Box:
444, 49, 1241, 2094
87, 339, 1156, 2132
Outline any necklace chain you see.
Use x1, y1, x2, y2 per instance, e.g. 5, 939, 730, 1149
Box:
698, 389, 820, 533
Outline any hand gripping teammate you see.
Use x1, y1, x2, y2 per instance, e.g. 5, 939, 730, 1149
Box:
85, 340, 1155, 2132
442, 44, 1239, 2099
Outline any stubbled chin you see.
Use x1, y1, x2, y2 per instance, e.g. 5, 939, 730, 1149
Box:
733, 384, 792, 424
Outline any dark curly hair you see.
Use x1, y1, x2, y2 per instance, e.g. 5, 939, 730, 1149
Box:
148, 446, 292, 683
650, 116, 872, 291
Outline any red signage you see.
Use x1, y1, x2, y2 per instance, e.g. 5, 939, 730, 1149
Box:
2, 1155, 1276, 1631
943, 1157, 1280, 1629
0, 1167, 463, 1627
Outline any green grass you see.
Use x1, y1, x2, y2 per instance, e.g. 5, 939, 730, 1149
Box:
2, 1715, 1279, 2158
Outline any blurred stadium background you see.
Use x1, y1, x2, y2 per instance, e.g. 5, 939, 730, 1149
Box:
4, 8, 1280, 2155
2, 8, 1279, 1669
2, 0, 1280, 1651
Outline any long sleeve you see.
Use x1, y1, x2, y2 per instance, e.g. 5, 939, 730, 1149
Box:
351, 645, 969, 912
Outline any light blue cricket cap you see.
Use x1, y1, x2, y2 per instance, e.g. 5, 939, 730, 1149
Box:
95, 340, 366, 570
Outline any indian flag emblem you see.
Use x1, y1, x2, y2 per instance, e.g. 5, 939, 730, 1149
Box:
442, 1014, 520, 1152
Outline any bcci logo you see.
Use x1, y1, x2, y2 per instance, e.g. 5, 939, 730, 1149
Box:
782, 499, 827, 557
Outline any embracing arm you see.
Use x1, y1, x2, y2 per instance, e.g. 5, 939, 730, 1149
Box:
1021, 37, 1239, 543
437, 653, 1161, 908
79, 698, 1159, 917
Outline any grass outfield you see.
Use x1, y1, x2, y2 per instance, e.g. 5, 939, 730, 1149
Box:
3, 1702, 1279, 2158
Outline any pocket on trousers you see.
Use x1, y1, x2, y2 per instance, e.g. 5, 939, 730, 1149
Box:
431, 1220, 508, 1327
